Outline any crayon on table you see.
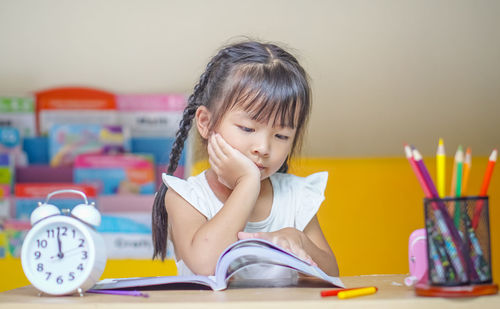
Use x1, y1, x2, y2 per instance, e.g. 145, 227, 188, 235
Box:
436, 138, 446, 198
337, 286, 378, 299
321, 287, 360, 297
472, 149, 497, 229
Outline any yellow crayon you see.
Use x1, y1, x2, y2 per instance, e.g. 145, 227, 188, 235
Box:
337, 286, 378, 299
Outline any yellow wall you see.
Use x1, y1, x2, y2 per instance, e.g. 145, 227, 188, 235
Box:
2, 156, 498, 292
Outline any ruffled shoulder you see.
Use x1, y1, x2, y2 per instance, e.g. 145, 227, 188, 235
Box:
288, 172, 328, 230
162, 173, 210, 218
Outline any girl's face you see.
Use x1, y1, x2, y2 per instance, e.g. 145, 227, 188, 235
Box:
215, 107, 296, 180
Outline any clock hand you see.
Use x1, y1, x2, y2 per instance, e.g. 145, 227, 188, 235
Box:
50, 246, 80, 260
56, 227, 64, 259
62, 246, 83, 256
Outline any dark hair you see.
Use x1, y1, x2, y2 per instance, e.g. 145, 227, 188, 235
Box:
152, 40, 312, 260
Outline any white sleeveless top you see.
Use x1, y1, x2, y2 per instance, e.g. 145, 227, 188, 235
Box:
163, 171, 328, 277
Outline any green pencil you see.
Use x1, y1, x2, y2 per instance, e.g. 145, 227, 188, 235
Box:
454, 145, 464, 228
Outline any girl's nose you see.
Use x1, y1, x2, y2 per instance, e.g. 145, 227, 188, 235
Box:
252, 136, 270, 157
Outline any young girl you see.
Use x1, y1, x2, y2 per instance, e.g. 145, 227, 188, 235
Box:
152, 40, 339, 278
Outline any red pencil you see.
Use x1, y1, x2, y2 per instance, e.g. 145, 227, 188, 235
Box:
472, 149, 497, 229
404, 144, 431, 197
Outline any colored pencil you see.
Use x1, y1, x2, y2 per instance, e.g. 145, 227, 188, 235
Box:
404, 144, 431, 196
461, 147, 472, 195
453, 146, 464, 227
436, 138, 446, 198
87, 289, 149, 297
412, 148, 476, 282
472, 149, 497, 229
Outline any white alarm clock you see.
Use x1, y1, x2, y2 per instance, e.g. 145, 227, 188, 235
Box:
21, 189, 107, 296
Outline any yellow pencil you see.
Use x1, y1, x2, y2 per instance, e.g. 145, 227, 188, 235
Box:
436, 138, 446, 198
461, 147, 472, 196
337, 286, 378, 299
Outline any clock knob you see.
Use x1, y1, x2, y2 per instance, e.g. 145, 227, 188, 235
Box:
30, 202, 61, 225
71, 203, 101, 227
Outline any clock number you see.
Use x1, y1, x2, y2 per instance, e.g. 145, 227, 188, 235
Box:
37, 263, 44, 272
36, 239, 48, 248
78, 239, 85, 248
72, 229, 76, 238
77, 263, 84, 271
82, 251, 88, 259
46, 229, 54, 238
56, 276, 63, 284
69, 272, 75, 281
34, 251, 41, 259
45, 272, 52, 280
61, 226, 68, 236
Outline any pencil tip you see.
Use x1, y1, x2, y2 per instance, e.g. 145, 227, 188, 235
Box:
491, 149, 498, 161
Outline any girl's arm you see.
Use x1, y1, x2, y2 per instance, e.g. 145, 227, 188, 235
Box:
238, 216, 339, 276
301, 215, 339, 276
166, 134, 261, 276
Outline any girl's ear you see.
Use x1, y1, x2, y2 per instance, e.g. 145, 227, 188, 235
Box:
195, 106, 212, 139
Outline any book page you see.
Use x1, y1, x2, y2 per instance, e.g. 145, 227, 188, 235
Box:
215, 240, 344, 289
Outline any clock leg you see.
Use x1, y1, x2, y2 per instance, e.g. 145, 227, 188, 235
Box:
77, 288, 84, 297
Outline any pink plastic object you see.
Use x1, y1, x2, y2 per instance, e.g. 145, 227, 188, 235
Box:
406, 228, 428, 286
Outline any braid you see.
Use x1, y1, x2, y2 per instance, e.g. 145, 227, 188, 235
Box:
166, 48, 227, 174
152, 48, 227, 260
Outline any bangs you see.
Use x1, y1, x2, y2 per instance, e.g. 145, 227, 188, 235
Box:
220, 64, 309, 129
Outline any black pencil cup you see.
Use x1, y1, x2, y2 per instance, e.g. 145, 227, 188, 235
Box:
423, 196, 492, 286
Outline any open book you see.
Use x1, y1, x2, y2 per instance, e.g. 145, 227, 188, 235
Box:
92, 238, 344, 291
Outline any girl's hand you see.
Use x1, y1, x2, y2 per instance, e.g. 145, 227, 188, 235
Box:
238, 229, 317, 266
207, 133, 260, 189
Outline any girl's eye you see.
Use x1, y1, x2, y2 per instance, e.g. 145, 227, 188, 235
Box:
238, 126, 254, 133
275, 134, 289, 141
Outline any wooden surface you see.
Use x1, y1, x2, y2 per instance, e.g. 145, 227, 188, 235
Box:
1, 275, 499, 309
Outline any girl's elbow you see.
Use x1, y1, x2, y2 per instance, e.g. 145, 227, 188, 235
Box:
184, 257, 217, 276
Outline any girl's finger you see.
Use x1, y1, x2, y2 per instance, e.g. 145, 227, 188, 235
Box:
208, 157, 220, 174
214, 134, 234, 157
207, 140, 216, 159
210, 134, 227, 159
237, 231, 256, 239
276, 238, 290, 251
207, 143, 222, 167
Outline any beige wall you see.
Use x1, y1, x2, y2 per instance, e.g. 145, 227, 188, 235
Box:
1, 0, 499, 157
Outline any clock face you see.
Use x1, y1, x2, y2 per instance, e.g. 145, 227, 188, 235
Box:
22, 218, 94, 294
